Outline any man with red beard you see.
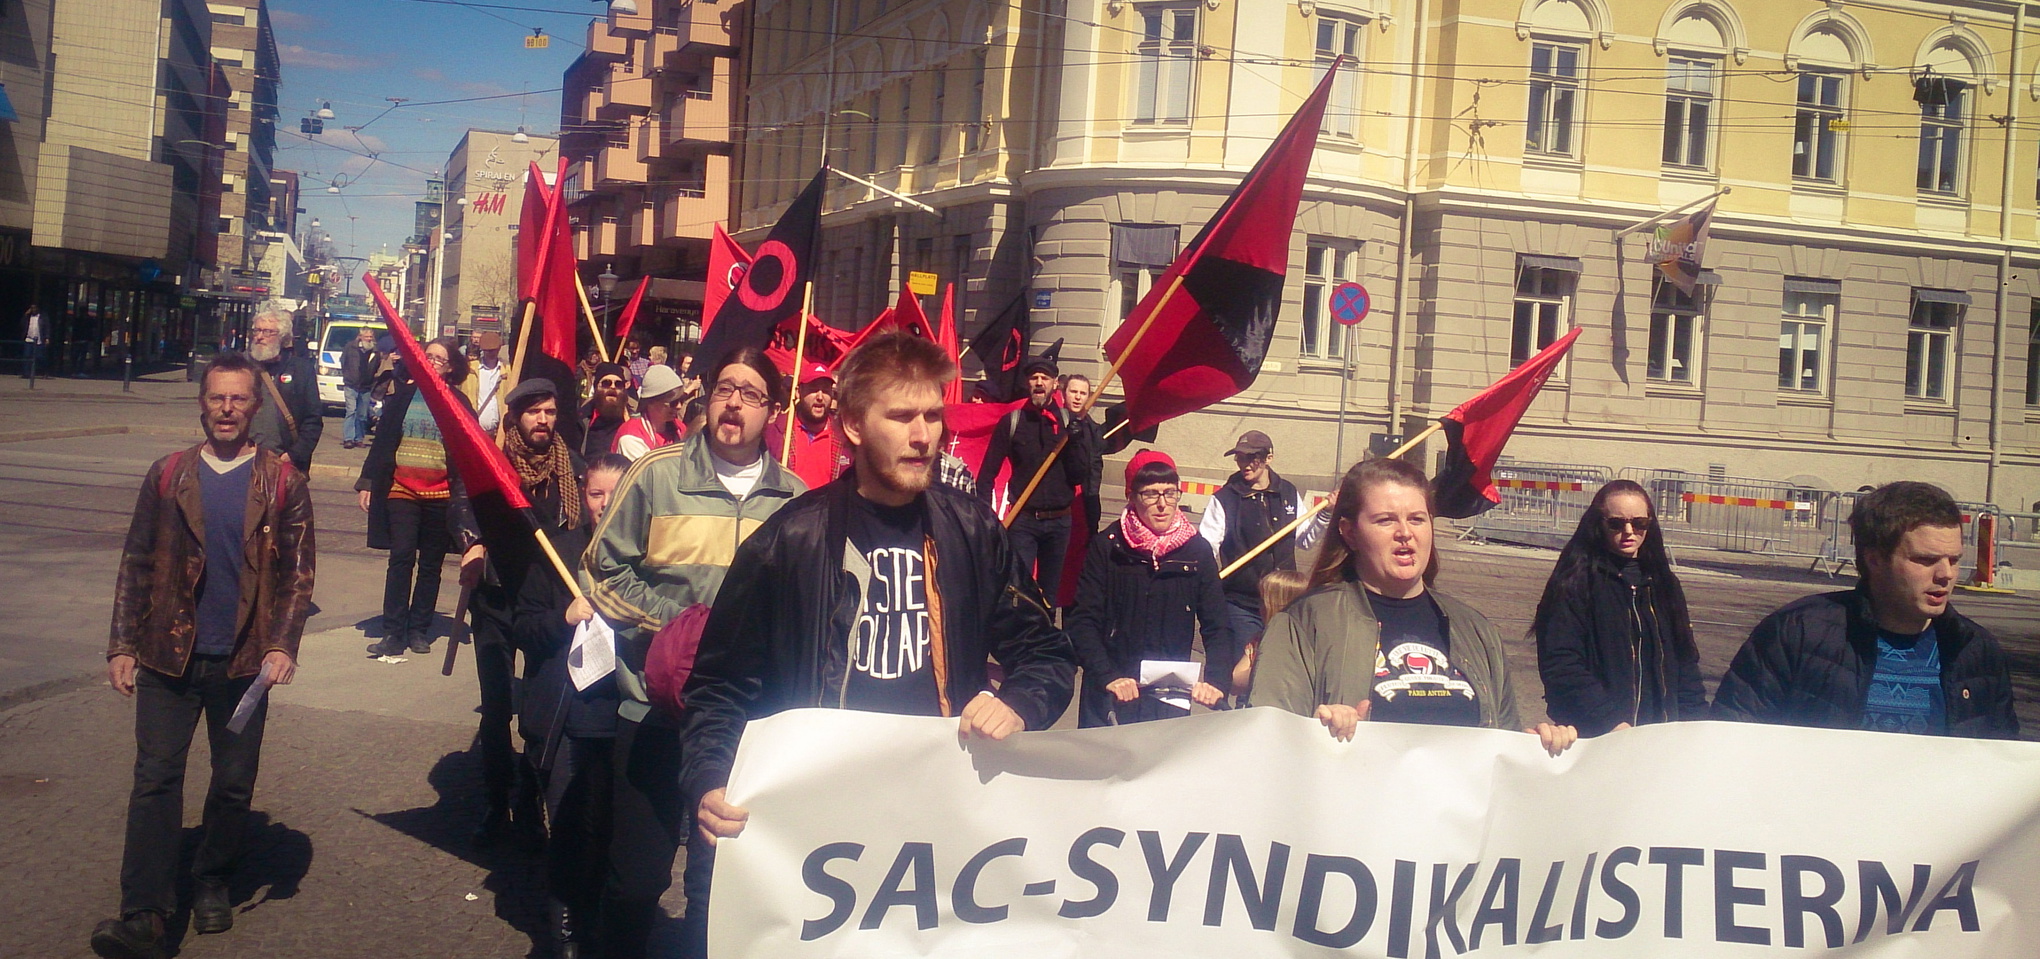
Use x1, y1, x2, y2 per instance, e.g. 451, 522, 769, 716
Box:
581, 361, 631, 459
92, 352, 315, 959
676, 331, 1074, 959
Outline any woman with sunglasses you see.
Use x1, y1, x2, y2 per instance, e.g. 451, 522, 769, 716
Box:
1532, 480, 1708, 737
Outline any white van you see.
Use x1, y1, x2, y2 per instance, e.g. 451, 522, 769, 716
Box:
316, 318, 381, 412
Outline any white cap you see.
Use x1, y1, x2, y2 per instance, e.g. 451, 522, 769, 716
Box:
638, 363, 683, 401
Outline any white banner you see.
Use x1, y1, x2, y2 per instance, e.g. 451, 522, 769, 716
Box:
710, 707, 2040, 958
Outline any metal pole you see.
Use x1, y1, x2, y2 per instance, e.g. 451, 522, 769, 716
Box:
1333, 322, 1351, 476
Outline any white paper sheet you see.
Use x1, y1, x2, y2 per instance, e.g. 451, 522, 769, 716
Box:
1138, 659, 1201, 710
569, 614, 616, 692
225, 661, 276, 734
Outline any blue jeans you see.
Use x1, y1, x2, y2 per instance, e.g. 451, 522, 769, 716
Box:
343, 386, 372, 444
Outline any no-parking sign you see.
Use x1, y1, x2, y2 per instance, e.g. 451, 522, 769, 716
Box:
1330, 282, 1370, 326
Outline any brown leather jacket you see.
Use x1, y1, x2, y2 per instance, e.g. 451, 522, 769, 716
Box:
109, 444, 317, 679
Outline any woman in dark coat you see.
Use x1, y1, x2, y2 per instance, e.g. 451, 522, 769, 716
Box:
354, 336, 478, 658
1067, 450, 1232, 726
1532, 479, 1709, 737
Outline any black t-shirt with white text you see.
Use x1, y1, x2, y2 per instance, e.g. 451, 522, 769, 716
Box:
841, 494, 942, 715
1369, 592, 1481, 727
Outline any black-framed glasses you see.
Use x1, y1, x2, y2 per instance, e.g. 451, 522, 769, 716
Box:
596, 377, 626, 389
1135, 488, 1182, 504
1603, 516, 1653, 533
711, 383, 771, 408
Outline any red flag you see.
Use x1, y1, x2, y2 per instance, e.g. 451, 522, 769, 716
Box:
516, 162, 552, 302
765, 313, 855, 375
702, 223, 752, 339
1433, 328, 1583, 519
613, 275, 651, 348
943, 398, 1028, 508
835, 286, 935, 363
531, 156, 580, 369
937, 283, 962, 405
365, 276, 543, 581
1103, 63, 1340, 434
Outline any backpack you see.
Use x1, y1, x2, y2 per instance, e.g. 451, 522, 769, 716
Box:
645, 603, 712, 717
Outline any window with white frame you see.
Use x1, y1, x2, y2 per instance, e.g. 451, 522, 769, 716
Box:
1134, 5, 1196, 125
1792, 71, 1845, 183
927, 68, 948, 163
1648, 277, 1706, 385
1907, 291, 1962, 401
896, 79, 913, 167
1917, 78, 1968, 195
1301, 239, 1359, 359
1663, 57, 1716, 170
1314, 15, 1363, 139
1512, 260, 1576, 367
1111, 224, 1177, 331
1526, 41, 1582, 157
964, 48, 988, 153
1778, 282, 1838, 393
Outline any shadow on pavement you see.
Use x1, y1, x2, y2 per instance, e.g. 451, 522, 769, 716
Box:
355, 747, 549, 958
159, 813, 312, 956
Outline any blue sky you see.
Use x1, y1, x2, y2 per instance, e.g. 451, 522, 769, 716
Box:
271, 0, 600, 260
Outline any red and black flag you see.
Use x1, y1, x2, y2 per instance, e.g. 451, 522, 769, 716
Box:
365, 276, 546, 587
694, 168, 825, 377
1433, 328, 1582, 519
700, 222, 752, 342
510, 158, 586, 452
966, 292, 1029, 402
1103, 62, 1339, 434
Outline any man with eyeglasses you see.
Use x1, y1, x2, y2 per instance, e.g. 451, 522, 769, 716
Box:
1197, 431, 1328, 652
582, 361, 631, 458
678, 331, 1073, 959
243, 310, 323, 471
581, 345, 806, 958
612, 364, 686, 461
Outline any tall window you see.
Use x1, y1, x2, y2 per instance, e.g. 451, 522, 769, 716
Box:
1917, 79, 1968, 195
1112, 224, 1176, 323
926, 68, 947, 163
1512, 261, 1575, 367
1315, 16, 1363, 139
1134, 5, 1196, 124
1301, 239, 1358, 359
1907, 292, 1961, 401
1647, 278, 1705, 384
1662, 57, 1715, 170
1792, 71, 1845, 182
896, 79, 913, 167
963, 48, 988, 153
1778, 283, 1838, 393
864, 94, 882, 175
1526, 42, 1582, 157
2025, 303, 2039, 407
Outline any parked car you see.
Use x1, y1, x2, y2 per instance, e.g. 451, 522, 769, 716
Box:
315, 318, 379, 413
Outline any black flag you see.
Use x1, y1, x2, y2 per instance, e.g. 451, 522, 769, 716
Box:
693, 168, 825, 378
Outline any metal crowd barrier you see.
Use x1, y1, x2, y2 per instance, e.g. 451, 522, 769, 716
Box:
1617, 468, 1845, 570
1460, 461, 1614, 547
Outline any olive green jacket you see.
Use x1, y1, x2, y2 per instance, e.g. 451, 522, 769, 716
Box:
1254, 581, 1522, 731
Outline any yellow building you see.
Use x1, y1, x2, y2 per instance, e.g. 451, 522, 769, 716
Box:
437, 129, 561, 339
739, 0, 2039, 511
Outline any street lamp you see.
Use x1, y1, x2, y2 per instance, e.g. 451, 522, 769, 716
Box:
601, 0, 639, 15
597, 263, 619, 339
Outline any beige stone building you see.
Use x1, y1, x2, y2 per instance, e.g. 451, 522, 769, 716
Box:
435, 129, 561, 340
204, 1, 281, 283
559, 0, 743, 346
737, 0, 2040, 511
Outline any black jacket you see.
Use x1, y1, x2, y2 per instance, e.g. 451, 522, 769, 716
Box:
1535, 555, 1707, 736
260, 351, 324, 468
1713, 586, 2018, 738
341, 342, 380, 391
1067, 413, 1105, 531
1211, 471, 1301, 607
680, 474, 1077, 802
978, 400, 1085, 513
353, 383, 480, 553
1068, 520, 1234, 692
514, 524, 615, 770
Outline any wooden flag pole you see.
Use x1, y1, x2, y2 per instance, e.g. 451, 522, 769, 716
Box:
440, 583, 475, 676
781, 282, 815, 463
1002, 274, 1186, 528
1215, 419, 1443, 580
574, 278, 612, 364
500, 297, 540, 444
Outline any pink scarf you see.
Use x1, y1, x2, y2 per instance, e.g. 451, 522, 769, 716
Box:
1120, 506, 1197, 565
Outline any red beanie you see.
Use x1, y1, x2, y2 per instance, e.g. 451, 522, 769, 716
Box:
1125, 449, 1177, 494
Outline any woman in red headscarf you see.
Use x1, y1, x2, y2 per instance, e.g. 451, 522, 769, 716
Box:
1066, 451, 1234, 726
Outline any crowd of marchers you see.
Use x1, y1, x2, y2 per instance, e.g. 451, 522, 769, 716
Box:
86, 314, 2017, 959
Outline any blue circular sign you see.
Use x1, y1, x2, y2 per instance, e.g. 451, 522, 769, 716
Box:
1330, 282, 1370, 326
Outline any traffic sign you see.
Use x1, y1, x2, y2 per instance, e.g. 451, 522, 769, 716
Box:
1330, 282, 1370, 326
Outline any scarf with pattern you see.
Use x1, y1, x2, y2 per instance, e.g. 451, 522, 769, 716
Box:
1119, 505, 1196, 566
504, 425, 579, 530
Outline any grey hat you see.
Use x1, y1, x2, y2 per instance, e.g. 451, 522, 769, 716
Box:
638, 363, 683, 401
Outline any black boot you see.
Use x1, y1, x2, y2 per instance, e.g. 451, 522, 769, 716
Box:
193, 879, 233, 934
599, 897, 658, 959
407, 631, 433, 655
549, 897, 582, 959
89, 911, 166, 959
470, 806, 512, 849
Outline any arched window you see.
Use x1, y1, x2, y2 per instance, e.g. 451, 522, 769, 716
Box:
1653, 1, 1746, 172
1785, 11, 1873, 185
1518, 0, 1604, 159
1914, 30, 1991, 196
